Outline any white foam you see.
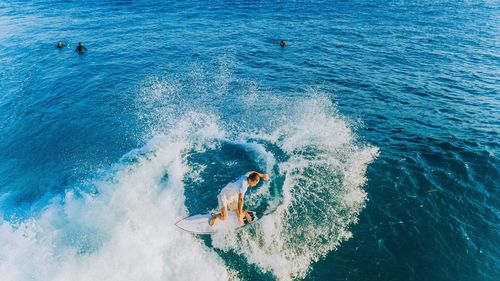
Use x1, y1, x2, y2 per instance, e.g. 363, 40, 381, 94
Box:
136, 70, 379, 280
0, 117, 232, 281
211, 97, 379, 280
1, 61, 379, 281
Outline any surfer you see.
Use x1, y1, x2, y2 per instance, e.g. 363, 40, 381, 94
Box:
75, 42, 87, 54
209, 171, 269, 226
56, 41, 67, 48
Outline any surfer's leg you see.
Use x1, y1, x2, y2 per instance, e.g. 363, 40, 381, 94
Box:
220, 207, 228, 220
210, 196, 228, 226
231, 208, 248, 225
219, 195, 228, 221
209, 207, 227, 226
244, 211, 252, 223
233, 210, 252, 223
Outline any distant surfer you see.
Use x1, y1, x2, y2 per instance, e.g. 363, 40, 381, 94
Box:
56, 41, 68, 48
280, 40, 288, 47
75, 42, 87, 54
209, 171, 269, 226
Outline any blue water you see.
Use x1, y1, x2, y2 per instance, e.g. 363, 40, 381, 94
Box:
0, 1, 499, 280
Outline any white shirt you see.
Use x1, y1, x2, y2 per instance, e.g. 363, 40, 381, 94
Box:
218, 172, 251, 202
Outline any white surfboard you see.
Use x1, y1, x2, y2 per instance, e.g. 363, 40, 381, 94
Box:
175, 211, 258, 235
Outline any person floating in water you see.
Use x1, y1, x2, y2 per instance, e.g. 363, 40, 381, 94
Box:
56, 41, 68, 48
75, 42, 87, 54
209, 171, 269, 226
280, 40, 288, 47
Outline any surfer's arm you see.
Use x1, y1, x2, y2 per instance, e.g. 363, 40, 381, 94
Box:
238, 193, 244, 223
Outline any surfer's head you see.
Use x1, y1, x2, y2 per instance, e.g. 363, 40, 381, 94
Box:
247, 172, 260, 187
57, 41, 63, 48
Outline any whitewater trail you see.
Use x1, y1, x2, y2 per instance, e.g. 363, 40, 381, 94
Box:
0, 118, 233, 281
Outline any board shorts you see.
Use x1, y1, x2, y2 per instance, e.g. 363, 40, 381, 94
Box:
218, 194, 238, 211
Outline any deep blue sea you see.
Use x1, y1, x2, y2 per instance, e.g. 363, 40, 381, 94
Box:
0, 1, 498, 280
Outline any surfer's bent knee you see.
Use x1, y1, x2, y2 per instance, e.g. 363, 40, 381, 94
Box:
220, 208, 228, 220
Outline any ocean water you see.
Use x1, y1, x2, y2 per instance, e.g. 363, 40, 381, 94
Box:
0, 1, 498, 280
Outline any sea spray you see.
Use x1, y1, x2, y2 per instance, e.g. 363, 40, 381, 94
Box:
0, 117, 231, 281
137, 64, 378, 280
210, 98, 378, 280
0, 58, 378, 281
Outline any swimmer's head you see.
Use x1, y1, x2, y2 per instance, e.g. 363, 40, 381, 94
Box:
280, 40, 287, 46
57, 41, 63, 47
78, 42, 83, 46
247, 172, 260, 187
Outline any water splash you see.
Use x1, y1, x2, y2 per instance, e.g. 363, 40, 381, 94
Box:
1, 58, 377, 281
211, 98, 378, 280
0, 117, 232, 281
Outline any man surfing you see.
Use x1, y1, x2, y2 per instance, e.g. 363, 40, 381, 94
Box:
209, 171, 269, 226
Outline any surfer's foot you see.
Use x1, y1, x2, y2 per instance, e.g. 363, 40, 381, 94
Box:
244, 212, 253, 224
209, 213, 216, 226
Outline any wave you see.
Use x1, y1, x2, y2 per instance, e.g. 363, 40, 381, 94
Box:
0, 59, 378, 281
0, 116, 233, 281
210, 98, 378, 280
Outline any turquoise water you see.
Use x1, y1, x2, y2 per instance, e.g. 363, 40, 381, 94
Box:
0, 1, 498, 280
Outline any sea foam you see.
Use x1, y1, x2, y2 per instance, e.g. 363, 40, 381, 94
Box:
1, 60, 378, 281
0, 116, 232, 281
210, 97, 378, 280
